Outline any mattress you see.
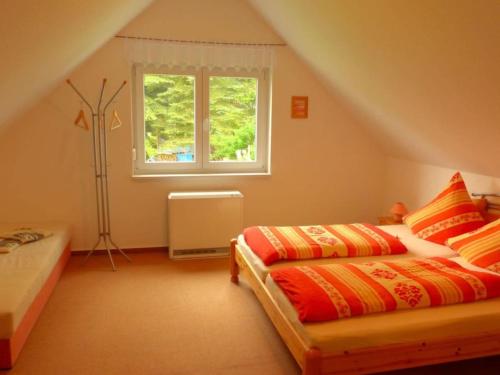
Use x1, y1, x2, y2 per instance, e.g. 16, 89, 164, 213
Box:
238, 225, 457, 280
0, 223, 71, 338
265, 257, 500, 353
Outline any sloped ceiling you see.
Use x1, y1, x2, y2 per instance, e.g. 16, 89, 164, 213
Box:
250, 0, 500, 177
0, 0, 153, 129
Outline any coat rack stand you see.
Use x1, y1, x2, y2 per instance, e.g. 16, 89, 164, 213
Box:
67, 78, 130, 271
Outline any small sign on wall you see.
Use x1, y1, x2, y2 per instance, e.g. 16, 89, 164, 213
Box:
291, 96, 308, 119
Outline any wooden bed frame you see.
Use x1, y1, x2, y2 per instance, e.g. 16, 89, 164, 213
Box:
0, 243, 71, 369
230, 195, 500, 374
472, 194, 500, 223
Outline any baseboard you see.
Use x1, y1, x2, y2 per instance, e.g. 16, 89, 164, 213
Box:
71, 247, 168, 255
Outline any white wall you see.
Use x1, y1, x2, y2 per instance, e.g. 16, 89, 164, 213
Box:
250, 0, 500, 178
0, 0, 153, 129
382, 157, 500, 215
0, 0, 385, 250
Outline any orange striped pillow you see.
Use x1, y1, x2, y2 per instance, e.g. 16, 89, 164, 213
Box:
404, 172, 485, 244
447, 219, 500, 273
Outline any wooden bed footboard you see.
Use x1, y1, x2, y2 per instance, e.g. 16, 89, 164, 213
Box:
230, 239, 319, 374
229, 238, 500, 375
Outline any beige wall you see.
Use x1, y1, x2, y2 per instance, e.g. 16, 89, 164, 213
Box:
0, 0, 153, 130
0, 0, 385, 250
382, 157, 500, 215
250, 0, 500, 178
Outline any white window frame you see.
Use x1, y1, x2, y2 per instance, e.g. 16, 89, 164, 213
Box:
132, 64, 271, 176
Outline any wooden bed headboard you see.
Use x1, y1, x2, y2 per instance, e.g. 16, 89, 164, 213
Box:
472, 193, 500, 222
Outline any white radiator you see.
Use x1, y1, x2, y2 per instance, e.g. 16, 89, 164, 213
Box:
167, 191, 244, 259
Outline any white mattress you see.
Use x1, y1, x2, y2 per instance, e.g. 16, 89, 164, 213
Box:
238, 225, 457, 280
0, 223, 71, 338
265, 257, 500, 353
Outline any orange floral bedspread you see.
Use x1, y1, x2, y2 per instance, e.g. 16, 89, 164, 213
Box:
270, 257, 500, 322
243, 223, 407, 266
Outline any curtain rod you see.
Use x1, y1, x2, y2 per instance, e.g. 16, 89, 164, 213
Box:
115, 35, 286, 47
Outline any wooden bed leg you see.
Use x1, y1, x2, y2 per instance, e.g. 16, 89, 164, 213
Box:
303, 348, 321, 375
230, 239, 239, 284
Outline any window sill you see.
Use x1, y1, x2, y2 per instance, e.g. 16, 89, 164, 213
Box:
132, 171, 271, 179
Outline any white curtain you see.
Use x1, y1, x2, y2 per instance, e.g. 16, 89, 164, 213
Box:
123, 38, 274, 72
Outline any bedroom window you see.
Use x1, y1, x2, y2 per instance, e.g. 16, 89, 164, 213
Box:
133, 66, 270, 176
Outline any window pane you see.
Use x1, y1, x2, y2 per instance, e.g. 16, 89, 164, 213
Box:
143, 74, 195, 163
209, 76, 257, 162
